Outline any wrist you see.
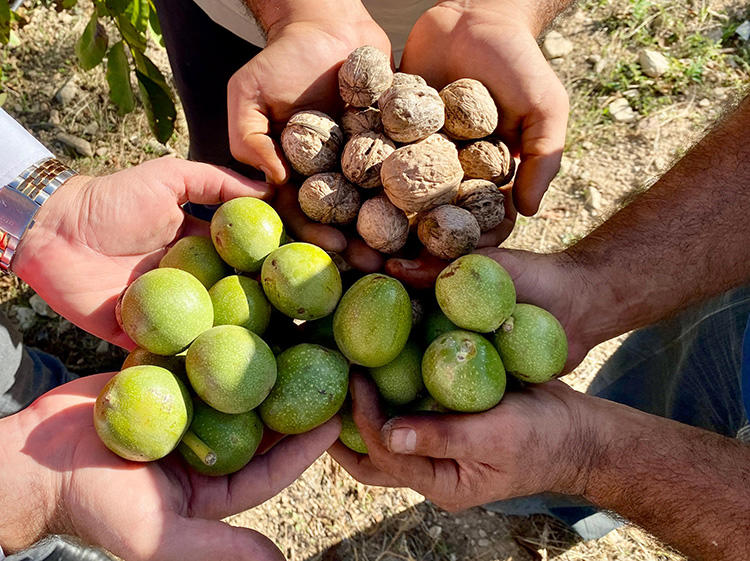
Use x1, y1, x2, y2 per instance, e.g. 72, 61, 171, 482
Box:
0, 412, 65, 553
433, 0, 544, 36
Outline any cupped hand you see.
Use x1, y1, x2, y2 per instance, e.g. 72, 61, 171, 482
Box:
401, 2, 569, 216
328, 374, 595, 512
3, 373, 340, 559
12, 157, 271, 349
227, 18, 389, 264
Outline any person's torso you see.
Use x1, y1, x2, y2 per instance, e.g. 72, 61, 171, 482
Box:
191, 0, 434, 61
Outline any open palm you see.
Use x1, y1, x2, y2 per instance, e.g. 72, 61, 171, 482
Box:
12, 157, 271, 349
17, 373, 340, 560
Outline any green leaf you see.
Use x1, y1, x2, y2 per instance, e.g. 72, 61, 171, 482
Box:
0, 0, 10, 45
133, 52, 175, 143
147, 0, 163, 46
76, 12, 108, 70
106, 41, 135, 114
105, 0, 129, 15
116, 12, 146, 52
125, 0, 149, 32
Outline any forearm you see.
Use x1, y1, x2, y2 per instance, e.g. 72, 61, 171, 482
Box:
435, 0, 575, 35
245, 0, 375, 38
582, 395, 750, 560
0, 414, 61, 553
570, 94, 750, 346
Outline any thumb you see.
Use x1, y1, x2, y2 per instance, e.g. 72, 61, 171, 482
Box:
140, 157, 272, 205
153, 517, 285, 561
228, 75, 290, 185
381, 413, 486, 459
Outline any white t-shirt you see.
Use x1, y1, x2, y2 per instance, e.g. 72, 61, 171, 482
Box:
0, 109, 53, 186
191, 0, 434, 61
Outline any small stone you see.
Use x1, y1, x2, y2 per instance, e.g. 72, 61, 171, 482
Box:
55, 80, 79, 107
49, 109, 61, 125
55, 133, 93, 157
478, 529, 487, 538
478, 539, 490, 547
95, 339, 110, 355
83, 121, 99, 136
638, 49, 670, 78
608, 98, 636, 123
541, 31, 573, 59
96, 147, 108, 157
58, 319, 74, 333
735, 20, 750, 41
29, 294, 58, 318
584, 185, 603, 213
594, 57, 607, 74
11, 306, 36, 330
699, 98, 710, 108
428, 525, 443, 540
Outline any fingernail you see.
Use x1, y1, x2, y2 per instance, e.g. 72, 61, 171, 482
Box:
387, 427, 416, 454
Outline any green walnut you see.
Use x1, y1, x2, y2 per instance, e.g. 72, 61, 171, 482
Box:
178, 399, 264, 477
94, 366, 193, 461
494, 303, 568, 383
339, 408, 368, 454
186, 325, 277, 414
422, 307, 460, 346
259, 344, 349, 434
423, 330, 506, 412
158, 236, 231, 289
120, 268, 214, 355
261, 242, 342, 320
369, 340, 423, 405
210, 275, 271, 335
435, 254, 516, 333
333, 274, 412, 367
210, 197, 284, 272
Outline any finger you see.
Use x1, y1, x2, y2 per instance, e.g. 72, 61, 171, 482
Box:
513, 96, 568, 216
206, 417, 341, 518
227, 79, 290, 184
145, 158, 273, 205
381, 412, 492, 459
496, 110, 523, 156
256, 427, 286, 456
342, 238, 384, 273
274, 184, 347, 252
477, 217, 514, 248
327, 441, 404, 487
153, 517, 284, 561
384, 254, 447, 289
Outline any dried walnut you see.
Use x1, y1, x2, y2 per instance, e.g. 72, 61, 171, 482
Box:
440, 78, 498, 140
281, 110, 343, 176
298, 172, 361, 225
458, 138, 515, 186
454, 179, 505, 232
356, 195, 409, 254
338, 46, 393, 108
341, 131, 396, 189
417, 205, 481, 260
341, 106, 382, 137
379, 84, 445, 143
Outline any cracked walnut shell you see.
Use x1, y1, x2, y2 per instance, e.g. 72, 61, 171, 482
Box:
338, 46, 393, 108
281, 110, 344, 176
298, 172, 361, 224
440, 78, 498, 140
380, 134, 463, 213
341, 131, 396, 189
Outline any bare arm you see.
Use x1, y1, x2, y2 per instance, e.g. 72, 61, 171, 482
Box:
583, 395, 750, 561
568, 95, 750, 348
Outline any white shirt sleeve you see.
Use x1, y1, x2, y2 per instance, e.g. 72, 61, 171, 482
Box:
0, 109, 54, 186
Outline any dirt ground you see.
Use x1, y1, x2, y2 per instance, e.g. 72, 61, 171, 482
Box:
2, 0, 749, 559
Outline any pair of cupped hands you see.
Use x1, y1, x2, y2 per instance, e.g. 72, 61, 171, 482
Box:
4, 6, 592, 561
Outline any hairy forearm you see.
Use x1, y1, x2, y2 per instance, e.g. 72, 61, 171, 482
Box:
436, 0, 575, 35
244, 0, 375, 38
582, 396, 750, 560
570, 94, 750, 345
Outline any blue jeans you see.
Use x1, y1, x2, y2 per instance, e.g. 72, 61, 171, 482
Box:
485, 284, 750, 539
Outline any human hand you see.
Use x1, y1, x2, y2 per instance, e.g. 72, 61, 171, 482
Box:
0, 373, 340, 559
11, 157, 271, 349
226, 12, 390, 267
401, 1, 569, 216
328, 374, 595, 512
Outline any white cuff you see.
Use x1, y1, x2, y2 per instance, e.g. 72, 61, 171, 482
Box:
0, 109, 54, 186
